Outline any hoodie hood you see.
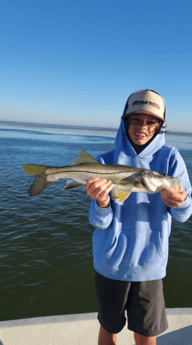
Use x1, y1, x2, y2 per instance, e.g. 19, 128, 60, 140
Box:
114, 118, 165, 164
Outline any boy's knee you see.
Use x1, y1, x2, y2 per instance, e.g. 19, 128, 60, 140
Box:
134, 332, 156, 345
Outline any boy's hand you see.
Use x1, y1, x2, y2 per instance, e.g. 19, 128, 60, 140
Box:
161, 185, 187, 208
86, 178, 113, 208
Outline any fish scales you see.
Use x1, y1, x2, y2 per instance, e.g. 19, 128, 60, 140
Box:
46, 163, 141, 175
46, 163, 138, 184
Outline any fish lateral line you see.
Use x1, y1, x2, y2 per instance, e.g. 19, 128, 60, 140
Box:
46, 169, 136, 176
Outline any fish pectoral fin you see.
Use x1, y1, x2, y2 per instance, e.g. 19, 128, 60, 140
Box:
72, 150, 99, 165
64, 181, 83, 190
112, 190, 132, 203
120, 174, 137, 184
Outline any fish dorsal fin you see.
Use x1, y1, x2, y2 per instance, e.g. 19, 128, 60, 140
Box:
72, 150, 99, 165
112, 190, 132, 203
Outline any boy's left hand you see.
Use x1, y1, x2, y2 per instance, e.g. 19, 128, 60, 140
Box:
161, 185, 187, 208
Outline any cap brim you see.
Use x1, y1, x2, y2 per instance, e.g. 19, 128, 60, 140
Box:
122, 110, 166, 122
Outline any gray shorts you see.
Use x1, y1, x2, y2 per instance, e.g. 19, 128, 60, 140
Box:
95, 270, 169, 336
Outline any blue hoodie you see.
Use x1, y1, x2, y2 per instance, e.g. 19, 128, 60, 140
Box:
89, 119, 192, 282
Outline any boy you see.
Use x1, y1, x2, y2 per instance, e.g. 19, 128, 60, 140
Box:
86, 89, 192, 345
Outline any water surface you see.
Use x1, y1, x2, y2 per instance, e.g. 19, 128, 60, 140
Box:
0, 122, 191, 321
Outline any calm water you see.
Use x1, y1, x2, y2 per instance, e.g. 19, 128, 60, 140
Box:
0, 122, 192, 322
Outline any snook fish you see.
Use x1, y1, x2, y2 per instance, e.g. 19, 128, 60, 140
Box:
22, 150, 181, 203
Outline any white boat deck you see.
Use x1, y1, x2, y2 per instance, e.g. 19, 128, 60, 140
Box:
0, 308, 191, 345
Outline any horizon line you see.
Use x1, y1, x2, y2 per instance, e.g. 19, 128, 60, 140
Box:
0, 120, 192, 135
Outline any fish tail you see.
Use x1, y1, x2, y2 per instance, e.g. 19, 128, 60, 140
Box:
22, 164, 52, 197
28, 173, 52, 197
22, 164, 47, 176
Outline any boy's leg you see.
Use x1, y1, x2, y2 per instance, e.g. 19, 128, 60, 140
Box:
95, 271, 131, 335
98, 325, 116, 345
98, 327, 157, 345
127, 279, 168, 338
134, 332, 156, 345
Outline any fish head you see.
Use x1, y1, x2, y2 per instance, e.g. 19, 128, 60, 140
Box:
121, 170, 156, 192
157, 174, 181, 192
131, 170, 181, 193
132, 170, 159, 192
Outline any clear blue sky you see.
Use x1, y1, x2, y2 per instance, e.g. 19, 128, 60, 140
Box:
1, 0, 192, 131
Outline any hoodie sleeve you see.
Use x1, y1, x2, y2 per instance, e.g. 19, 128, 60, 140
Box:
89, 199, 113, 229
168, 148, 192, 222
88, 153, 114, 230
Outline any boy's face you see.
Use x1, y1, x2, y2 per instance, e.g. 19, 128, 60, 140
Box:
127, 114, 161, 146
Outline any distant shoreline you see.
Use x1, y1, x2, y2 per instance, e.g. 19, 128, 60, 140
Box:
0, 120, 117, 132
0, 120, 192, 136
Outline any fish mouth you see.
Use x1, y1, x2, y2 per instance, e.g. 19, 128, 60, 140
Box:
141, 179, 148, 190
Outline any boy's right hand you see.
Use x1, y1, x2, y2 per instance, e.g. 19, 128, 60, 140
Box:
86, 178, 113, 208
